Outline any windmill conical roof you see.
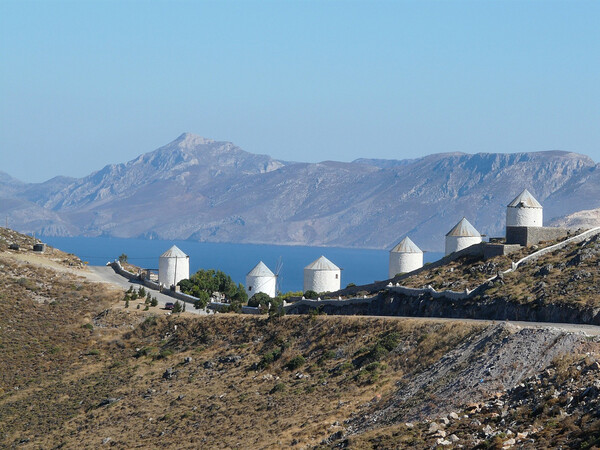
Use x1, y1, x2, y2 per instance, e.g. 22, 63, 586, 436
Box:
507, 189, 542, 208
446, 218, 481, 237
247, 261, 275, 277
160, 245, 188, 258
390, 236, 422, 253
305, 255, 340, 271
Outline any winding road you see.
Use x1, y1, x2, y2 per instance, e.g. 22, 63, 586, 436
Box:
82, 265, 210, 315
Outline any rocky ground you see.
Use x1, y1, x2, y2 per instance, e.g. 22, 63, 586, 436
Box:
482, 233, 600, 307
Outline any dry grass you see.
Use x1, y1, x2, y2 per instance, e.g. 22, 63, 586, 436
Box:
0, 255, 484, 450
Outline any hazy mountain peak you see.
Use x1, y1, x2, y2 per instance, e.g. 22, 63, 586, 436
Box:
173, 132, 216, 149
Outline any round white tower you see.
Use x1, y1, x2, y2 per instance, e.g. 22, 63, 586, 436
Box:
445, 218, 482, 256
389, 236, 423, 278
158, 245, 190, 287
245, 261, 277, 298
303, 256, 341, 293
506, 189, 543, 227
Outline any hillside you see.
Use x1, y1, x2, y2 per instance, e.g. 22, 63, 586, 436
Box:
551, 207, 600, 230
1, 133, 599, 250
2, 229, 600, 448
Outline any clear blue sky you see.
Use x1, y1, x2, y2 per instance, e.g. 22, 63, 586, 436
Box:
1, 0, 599, 182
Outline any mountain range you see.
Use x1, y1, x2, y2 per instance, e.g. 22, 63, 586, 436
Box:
1, 133, 599, 251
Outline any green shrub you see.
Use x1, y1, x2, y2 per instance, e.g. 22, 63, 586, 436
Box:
304, 290, 319, 299
259, 347, 283, 369
331, 362, 353, 376
158, 349, 173, 359
142, 315, 157, 327
365, 362, 381, 372
379, 331, 401, 351
135, 346, 159, 358
318, 350, 336, 365
248, 292, 271, 307
81, 323, 93, 330
151, 297, 158, 307
270, 383, 286, 394
285, 355, 306, 370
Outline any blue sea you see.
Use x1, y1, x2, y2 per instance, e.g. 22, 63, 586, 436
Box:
43, 236, 443, 293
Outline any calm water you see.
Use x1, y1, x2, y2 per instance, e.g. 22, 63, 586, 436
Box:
43, 236, 443, 292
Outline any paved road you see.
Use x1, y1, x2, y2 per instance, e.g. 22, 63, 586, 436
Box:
83, 265, 210, 315
346, 314, 600, 336
81, 266, 600, 334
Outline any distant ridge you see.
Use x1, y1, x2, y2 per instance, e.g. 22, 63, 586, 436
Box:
1, 133, 599, 251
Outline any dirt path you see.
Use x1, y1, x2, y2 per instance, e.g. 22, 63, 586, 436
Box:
4, 250, 208, 315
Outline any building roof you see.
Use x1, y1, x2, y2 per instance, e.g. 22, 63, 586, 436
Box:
160, 245, 188, 258
305, 255, 340, 271
390, 236, 422, 253
446, 218, 481, 237
507, 189, 543, 208
247, 261, 275, 277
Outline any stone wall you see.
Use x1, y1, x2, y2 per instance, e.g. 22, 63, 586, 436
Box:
109, 261, 199, 307
483, 243, 521, 259
286, 290, 600, 325
506, 226, 569, 246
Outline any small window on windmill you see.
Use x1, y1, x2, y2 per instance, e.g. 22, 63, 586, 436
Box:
249, 286, 252, 291
335, 274, 338, 279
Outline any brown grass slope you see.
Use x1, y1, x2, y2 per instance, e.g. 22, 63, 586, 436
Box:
2, 228, 600, 449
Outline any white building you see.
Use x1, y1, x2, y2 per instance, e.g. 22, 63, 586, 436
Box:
303, 256, 341, 293
245, 261, 277, 298
389, 236, 423, 278
158, 245, 189, 288
445, 218, 482, 256
507, 189, 543, 228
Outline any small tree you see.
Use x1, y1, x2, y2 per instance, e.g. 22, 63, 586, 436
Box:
150, 297, 158, 307
119, 253, 128, 263
125, 299, 130, 308
172, 301, 183, 313
193, 291, 210, 309
146, 292, 152, 303
304, 290, 319, 299
138, 287, 146, 297
248, 292, 271, 308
